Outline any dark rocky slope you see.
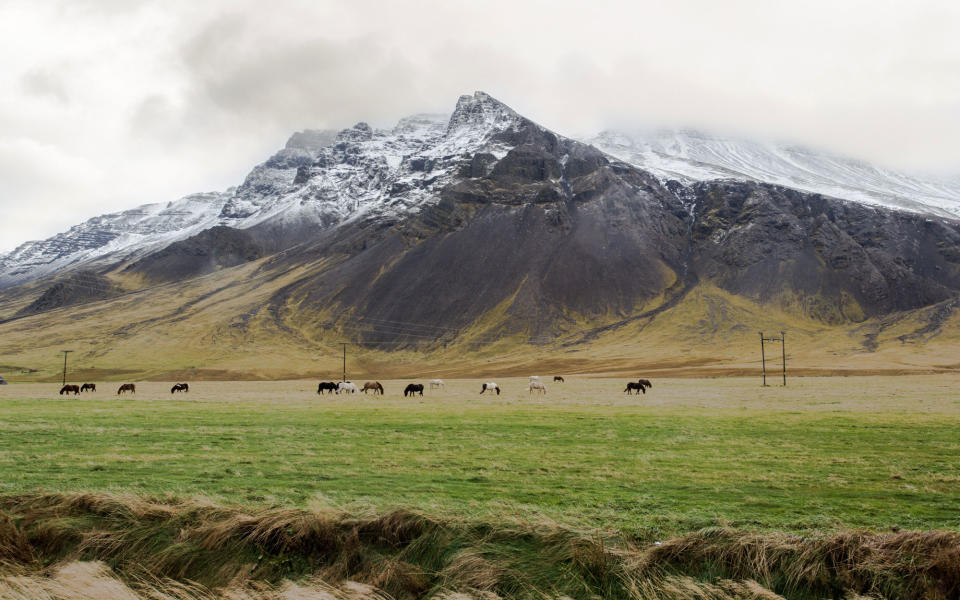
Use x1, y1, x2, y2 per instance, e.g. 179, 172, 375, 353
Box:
124, 226, 266, 283
14, 270, 122, 317
689, 182, 960, 323
245, 119, 960, 346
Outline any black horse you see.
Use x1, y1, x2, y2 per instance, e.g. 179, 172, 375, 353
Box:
59, 384, 80, 395
317, 382, 338, 395
171, 383, 189, 393
624, 382, 647, 395
553, 376, 565, 383
637, 379, 653, 389
80, 383, 96, 392
403, 383, 424, 397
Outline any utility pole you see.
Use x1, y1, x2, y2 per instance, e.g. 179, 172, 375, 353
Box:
759, 332, 786, 387
340, 342, 348, 382
781, 331, 787, 386
759, 333, 767, 387
60, 350, 73, 386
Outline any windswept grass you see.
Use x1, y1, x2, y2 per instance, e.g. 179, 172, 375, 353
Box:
1, 492, 960, 599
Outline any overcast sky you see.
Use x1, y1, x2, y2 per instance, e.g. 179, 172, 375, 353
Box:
1, 0, 959, 252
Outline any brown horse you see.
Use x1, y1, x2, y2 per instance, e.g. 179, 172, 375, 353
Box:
59, 384, 80, 395
637, 379, 653, 389
553, 376, 564, 383
80, 383, 96, 392
171, 383, 189, 393
117, 383, 136, 395
362, 381, 384, 395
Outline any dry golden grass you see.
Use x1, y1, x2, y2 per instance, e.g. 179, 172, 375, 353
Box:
2, 253, 959, 382
2, 492, 960, 599
3, 374, 959, 413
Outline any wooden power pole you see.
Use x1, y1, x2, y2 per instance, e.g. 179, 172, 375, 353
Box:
60, 350, 73, 386
780, 331, 787, 386
340, 342, 348, 382
759, 332, 767, 386
759, 332, 787, 386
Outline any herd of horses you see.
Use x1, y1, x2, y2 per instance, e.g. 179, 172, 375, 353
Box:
312, 376, 652, 396
58, 383, 189, 395
56, 377, 653, 397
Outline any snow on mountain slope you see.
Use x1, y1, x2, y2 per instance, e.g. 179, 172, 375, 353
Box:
0, 191, 230, 285
5, 92, 958, 289
586, 129, 960, 219
0, 92, 524, 287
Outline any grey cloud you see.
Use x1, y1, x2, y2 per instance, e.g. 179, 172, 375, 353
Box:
21, 68, 69, 104
175, 13, 428, 133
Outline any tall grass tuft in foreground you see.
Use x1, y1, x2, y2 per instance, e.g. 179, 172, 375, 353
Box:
2, 492, 959, 599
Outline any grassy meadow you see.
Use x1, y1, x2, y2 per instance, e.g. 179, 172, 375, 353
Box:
1, 375, 958, 536
3, 375, 960, 598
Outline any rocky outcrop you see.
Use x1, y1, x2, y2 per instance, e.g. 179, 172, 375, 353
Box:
15, 270, 121, 317
689, 182, 960, 323
123, 226, 265, 283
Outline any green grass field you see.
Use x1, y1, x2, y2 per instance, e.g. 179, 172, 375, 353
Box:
2, 375, 958, 538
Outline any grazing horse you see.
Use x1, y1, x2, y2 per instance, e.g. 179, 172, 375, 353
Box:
553, 376, 564, 383
362, 381, 384, 395
529, 381, 547, 395
429, 379, 445, 390
337, 381, 358, 394
317, 382, 337, 395
403, 383, 424, 397
637, 379, 653, 389
59, 384, 80, 395
117, 383, 136, 395
171, 383, 189, 394
624, 381, 647, 395
480, 382, 500, 395
80, 383, 96, 392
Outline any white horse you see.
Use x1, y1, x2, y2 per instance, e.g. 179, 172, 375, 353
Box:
480, 382, 500, 395
529, 381, 547, 395
429, 379, 445, 390
529, 375, 541, 382
337, 381, 357, 394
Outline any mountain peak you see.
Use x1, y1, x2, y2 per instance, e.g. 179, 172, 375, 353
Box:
284, 129, 336, 152
336, 122, 374, 143
447, 91, 519, 135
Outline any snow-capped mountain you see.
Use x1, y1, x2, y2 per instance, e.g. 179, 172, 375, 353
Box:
4, 92, 960, 289
0, 191, 231, 286
0, 92, 525, 287
585, 129, 960, 219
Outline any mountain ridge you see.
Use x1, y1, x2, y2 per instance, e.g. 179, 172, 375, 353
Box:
2, 91, 960, 379
4, 92, 959, 289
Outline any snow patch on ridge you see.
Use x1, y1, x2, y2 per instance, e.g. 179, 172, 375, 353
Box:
586, 129, 960, 219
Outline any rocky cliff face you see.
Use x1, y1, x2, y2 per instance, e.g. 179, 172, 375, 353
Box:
687, 182, 960, 323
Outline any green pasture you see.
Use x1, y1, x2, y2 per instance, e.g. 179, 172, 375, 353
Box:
0, 377, 958, 537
